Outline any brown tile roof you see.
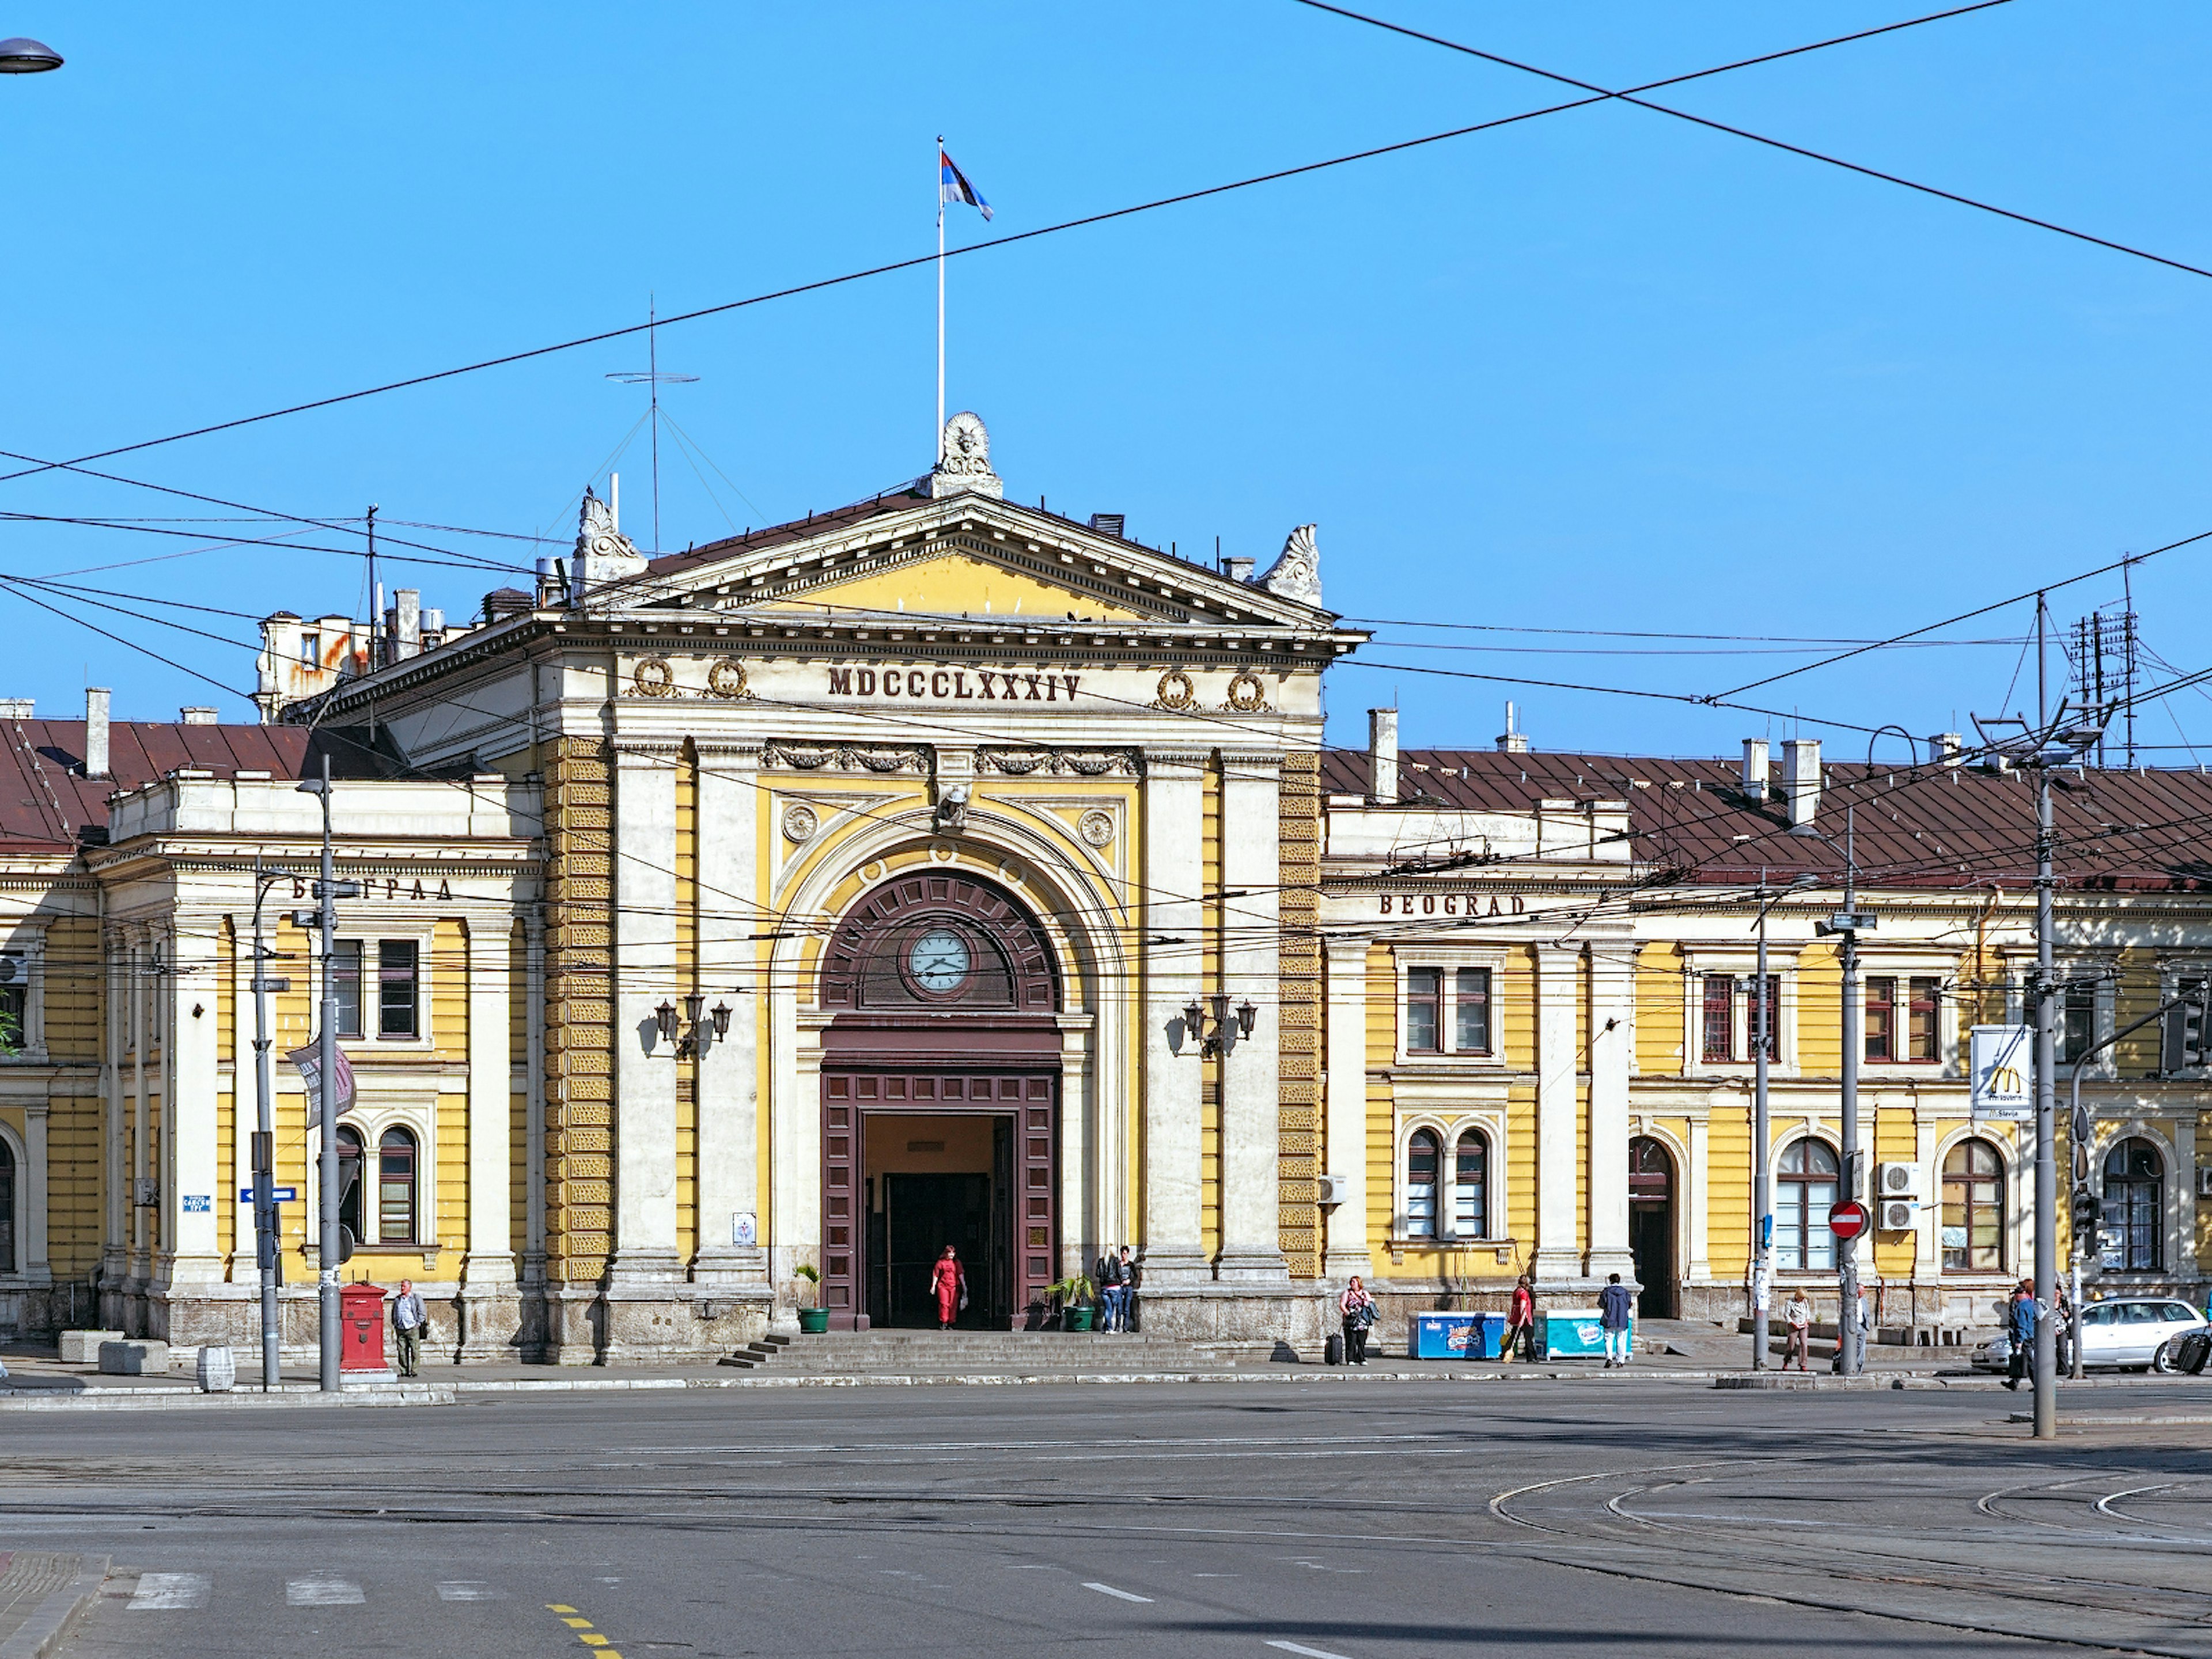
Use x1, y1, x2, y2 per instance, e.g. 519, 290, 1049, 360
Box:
0, 719, 368, 853
1321, 747, 2212, 893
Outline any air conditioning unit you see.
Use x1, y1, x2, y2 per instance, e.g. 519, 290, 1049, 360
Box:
1316, 1173, 1349, 1209
1881, 1199, 1918, 1232
1876, 1162, 1919, 1199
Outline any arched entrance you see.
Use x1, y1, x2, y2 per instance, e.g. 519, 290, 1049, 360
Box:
819, 869, 1063, 1330
1628, 1136, 1675, 1318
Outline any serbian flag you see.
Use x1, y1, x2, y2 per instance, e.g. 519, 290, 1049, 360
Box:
940, 146, 993, 221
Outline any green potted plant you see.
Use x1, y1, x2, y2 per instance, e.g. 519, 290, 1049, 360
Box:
1047, 1272, 1097, 1332
794, 1263, 829, 1334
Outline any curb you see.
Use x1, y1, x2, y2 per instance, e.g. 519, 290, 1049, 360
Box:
0, 1556, 108, 1659
0, 1387, 456, 1412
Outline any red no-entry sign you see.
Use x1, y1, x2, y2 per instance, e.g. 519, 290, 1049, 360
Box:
1827, 1200, 1870, 1239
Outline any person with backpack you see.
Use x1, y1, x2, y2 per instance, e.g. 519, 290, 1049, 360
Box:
1598, 1272, 1635, 1369
1339, 1276, 1376, 1366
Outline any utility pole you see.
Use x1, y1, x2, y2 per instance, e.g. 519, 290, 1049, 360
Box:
2033, 593, 2059, 1438
297, 757, 358, 1391
1816, 811, 1874, 1374
248, 862, 291, 1391
1751, 873, 1772, 1371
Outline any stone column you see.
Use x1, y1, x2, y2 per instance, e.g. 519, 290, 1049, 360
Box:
1218, 750, 1288, 1282
1059, 1014, 1096, 1278
604, 744, 684, 1350
158, 916, 225, 1300
459, 916, 518, 1359
1585, 934, 1635, 1282
1685, 1111, 1713, 1285
128, 927, 149, 1291
1531, 940, 1582, 1285
1139, 749, 1209, 1283
23, 1102, 48, 1287
99, 926, 126, 1325
1321, 935, 1374, 1281
692, 744, 767, 1288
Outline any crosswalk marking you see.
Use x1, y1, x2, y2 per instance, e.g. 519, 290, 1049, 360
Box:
437, 1581, 504, 1601
127, 1573, 209, 1611
285, 1577, 365, 1606
1082, 1581, 1153, 1603
1267, 1642, 1353, 1659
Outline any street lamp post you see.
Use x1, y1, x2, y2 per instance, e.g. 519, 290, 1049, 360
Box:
0, 37, 62, 73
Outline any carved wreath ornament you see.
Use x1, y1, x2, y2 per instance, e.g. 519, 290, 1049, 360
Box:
632, 656, 676, 698
1224, 672, 1267, 713
1155, 669, 1196, 711
706, 660, 749, 699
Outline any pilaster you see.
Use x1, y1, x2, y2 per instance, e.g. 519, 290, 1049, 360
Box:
459, 916, 519, 1359
1585, 933, 1635, 1282
22, 1103, 48, 1287
1217, 750, 1287, 1282
691, 743, 768, 1289
1139, 748, 1209, 1283
1531, 939, 1582, 1284
1321, 935, 1374, 1281
156, 915, 224, 1290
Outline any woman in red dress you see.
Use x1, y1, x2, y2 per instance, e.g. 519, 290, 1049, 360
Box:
929, 1245, 967, 1330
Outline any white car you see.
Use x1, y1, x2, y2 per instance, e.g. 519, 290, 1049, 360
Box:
1976, 1297, 2210, 1373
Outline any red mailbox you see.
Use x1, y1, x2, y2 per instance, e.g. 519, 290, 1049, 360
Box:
339, 1281, 389, 1372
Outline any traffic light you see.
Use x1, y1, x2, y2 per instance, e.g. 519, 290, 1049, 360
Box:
2071, 1185, 2103, 1237
2164, 980, 2212, 1073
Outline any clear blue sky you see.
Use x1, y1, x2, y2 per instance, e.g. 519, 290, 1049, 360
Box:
6, 3, 2212, 763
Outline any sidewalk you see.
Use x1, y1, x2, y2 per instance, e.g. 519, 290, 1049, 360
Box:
0, 1552, 107, 1659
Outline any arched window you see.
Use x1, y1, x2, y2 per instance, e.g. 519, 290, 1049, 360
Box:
1941, 1139, 2004, 1272
336, 1127, 365, 1245
1775, 1138, 1840, 1271
1406, 1129, 1441, 1238
1450, 1130, 1488, 1239
0, 1138, 14, 1274
378, 1127, 418, 1245
2101, 1137, 2162, 1272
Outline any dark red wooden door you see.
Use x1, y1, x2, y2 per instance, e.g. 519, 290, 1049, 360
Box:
820, 1069, 1056, 1330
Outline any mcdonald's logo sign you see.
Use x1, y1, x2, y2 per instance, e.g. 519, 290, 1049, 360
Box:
1970, 1025, 2035, 1115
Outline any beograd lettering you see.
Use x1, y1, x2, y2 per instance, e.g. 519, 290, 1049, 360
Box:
293, 876, 454, 902
825, 666, 1080, 703
1380, 893, 1524, 915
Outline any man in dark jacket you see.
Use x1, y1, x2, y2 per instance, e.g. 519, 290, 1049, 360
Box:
2005, 1280, 2038, 1391
1599, 1273, 1635, 1369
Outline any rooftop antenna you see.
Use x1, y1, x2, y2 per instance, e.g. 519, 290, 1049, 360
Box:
607, 294, 698, 555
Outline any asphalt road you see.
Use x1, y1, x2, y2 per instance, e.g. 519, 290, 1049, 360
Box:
21, 1376, 2212, 1658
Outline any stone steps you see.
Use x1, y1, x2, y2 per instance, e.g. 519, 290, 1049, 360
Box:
721, 1329, 1236, 1376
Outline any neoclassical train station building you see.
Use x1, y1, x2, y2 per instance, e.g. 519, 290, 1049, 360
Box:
3, 415, 2210, 1360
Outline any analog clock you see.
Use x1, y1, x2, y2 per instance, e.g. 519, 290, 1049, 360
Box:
908, 928, 972, 994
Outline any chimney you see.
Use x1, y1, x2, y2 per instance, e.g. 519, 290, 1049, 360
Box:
0, 699, 30, 720
179, 706, 218, 725
1782, 737, 1821, 834
1369, 707, 1399, 802
1934, 731, 1965, 767
1495, 700, 1530, 755
84, 687, 110, 779
1224, 556, 1254, 583
420, 607, 446, 649
1741, 738, 1770, 797
393, 588, 422, 660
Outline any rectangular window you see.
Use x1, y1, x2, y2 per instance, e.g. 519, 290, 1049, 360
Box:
2055, 978, 2095, 1064
0, 952, 24, 1055
1453, 968, 1491, 1054
1865, 976, 1895, 1063
1908, 976, 1941, 1062
330, 941, 363, 1040
300, 631, 320, 666
377, 940, 419, 1040
1752, 974, 1782, 1061
1405, 968, 1441, 1054
1702, 975, 1735, 1063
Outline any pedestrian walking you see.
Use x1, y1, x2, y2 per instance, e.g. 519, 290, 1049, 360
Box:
1097, 1247, 1128, 1333
1339, 1276, 1376, 1366
1503, 1275, 1536, 1362
392, 1278, 427, 1378
1598, 1272, 1635, 1369
930, 1245, 967, 1331
1781, 1290, 1813, 1372
2004, 1278, 2038, 1391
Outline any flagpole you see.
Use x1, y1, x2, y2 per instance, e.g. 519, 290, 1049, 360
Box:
935, 133, 945, 467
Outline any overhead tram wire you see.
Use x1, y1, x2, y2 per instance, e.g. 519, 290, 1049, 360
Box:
0, 3, 2014, 489
1293, 0, 2212, 294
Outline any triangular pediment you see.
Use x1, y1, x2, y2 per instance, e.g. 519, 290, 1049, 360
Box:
615, 490, 1337, 632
